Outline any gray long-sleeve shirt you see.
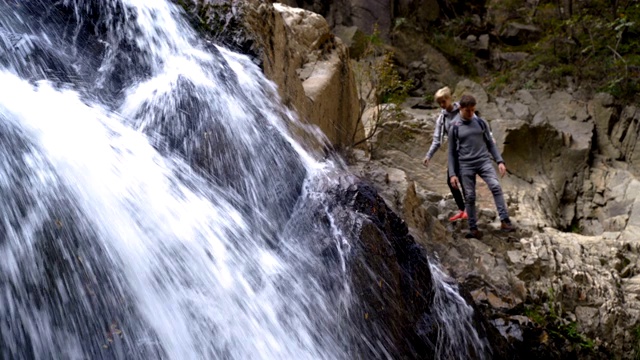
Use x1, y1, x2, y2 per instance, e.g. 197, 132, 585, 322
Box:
425, 102, 460, 160
448, 115, 504, 177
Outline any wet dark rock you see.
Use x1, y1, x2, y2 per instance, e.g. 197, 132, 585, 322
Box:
174, 0, 260, 60
0, 0, 153, 101
284, 170, 513, 359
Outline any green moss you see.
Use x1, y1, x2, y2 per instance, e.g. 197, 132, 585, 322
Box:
429, 33, 478, 76
523, 289, 596, 354
487, 73, 511, 92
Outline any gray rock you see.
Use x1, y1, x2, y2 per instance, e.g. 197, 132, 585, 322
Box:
498, 51, 529, 63
500, 22, 542, 45
589, 93, 621, 159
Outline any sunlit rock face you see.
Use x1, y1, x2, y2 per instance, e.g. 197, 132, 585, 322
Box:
178, 0, 363, 150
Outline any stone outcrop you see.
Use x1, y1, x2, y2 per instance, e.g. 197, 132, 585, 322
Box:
279, 0, 394, 39
250, 3, 363, 149
179, 0, 363, 149
277, 0, 463, 97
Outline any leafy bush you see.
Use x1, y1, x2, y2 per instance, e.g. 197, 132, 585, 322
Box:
493, 0, 640, 99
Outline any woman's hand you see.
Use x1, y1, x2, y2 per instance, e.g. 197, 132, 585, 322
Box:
450, 176, 460, 189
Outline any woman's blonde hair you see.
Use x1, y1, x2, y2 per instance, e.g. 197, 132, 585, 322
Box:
434, 86, 452, 101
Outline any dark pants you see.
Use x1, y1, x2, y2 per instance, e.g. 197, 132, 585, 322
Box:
459, 161, 510, 229
447, 169, 465, 211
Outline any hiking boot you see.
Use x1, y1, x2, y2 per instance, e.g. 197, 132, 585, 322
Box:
465, 228, 483, 239
501, 221, 516, 233
449, 210, 468, 222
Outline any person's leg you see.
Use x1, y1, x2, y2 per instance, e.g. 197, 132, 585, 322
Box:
447, 169, 466, 211
477, 161, 510, 222
459, 167, 478, 229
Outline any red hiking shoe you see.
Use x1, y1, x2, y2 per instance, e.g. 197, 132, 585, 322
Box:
449, 210, 468, 222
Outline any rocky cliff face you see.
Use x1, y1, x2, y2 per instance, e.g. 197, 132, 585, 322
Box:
350, 78, 640, 358
178, 0, 363, 149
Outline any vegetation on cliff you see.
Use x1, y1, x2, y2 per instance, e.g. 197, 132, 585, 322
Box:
437, 0, 639, 100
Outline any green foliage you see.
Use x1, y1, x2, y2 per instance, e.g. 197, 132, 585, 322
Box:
524, 288, 595, 353
524, 306, 546, 325
493, 0, 640, 100
634, 325, 640, 360
429, 31, 478, 76
487, 73, 511, 93
374, 52, 413, 104
352, 26, 412, 106
493, 0, 526, 13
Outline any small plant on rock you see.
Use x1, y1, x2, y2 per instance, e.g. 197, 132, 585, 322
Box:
524, 287, 596, 355
350, 25, 413, 153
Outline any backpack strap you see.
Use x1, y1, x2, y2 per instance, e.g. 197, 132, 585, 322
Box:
452, 120, 458, 142
452, 117, 491, 146
476, 117, 493, 145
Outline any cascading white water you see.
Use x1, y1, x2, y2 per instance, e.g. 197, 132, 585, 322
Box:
0, 1, 351, 359
429, 262, 490, 360
0, 0, 495, 359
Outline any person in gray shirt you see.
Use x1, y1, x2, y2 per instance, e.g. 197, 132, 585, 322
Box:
448, 94, 515, 239
423, 86, 466, 222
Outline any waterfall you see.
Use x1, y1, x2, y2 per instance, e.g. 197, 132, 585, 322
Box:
0, 1, 350, 359
429, 262, 490, 360
0, 0, 494, 359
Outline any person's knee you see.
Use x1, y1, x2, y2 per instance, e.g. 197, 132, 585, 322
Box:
486, 179, 502, 194
464, 192, 476, 203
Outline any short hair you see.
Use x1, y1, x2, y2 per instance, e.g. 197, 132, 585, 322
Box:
459, 94, 477, 108
434, 87, 452, 101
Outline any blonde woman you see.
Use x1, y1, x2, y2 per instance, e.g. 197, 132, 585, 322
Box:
423, 87, 467, 222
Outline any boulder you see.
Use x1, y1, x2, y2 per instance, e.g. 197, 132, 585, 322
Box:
494, 51, 530, 66
500, 22, 542, 46
610, 105, 640, 172
589, 93, 621, 159
257, 3, 364, 149
453, 78, 501, 122
332, 25, 369, 58
281, 0, 394, 39
286, 168, 510, 359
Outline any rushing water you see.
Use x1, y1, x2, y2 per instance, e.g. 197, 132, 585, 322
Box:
0, 1, 351, 358
429, 262, 490, 360
0, 0, 491, 359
